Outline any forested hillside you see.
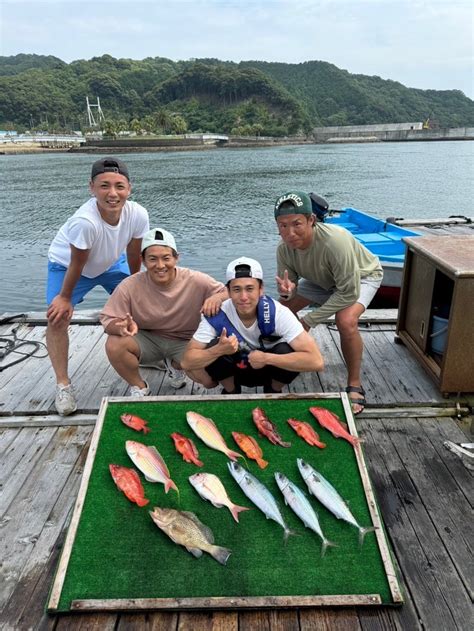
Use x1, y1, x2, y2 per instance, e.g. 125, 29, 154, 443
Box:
241, 60, 474, 128
1, 54, 472, 135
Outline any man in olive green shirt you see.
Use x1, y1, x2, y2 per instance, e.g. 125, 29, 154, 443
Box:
274, 191, 383, 414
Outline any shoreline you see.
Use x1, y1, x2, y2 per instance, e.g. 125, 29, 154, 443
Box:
0, 137, 324, 156
0, 143, 76, 155
2, 134, 472, 157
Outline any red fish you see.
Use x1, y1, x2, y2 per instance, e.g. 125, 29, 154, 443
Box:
109, 464, 149, 507
232, 432, 269, 469
171, 432, 203, 467
309, 407, 359, 446
287, 419, 326, 448
252, 407, 291, 448
120, 413, 150, 434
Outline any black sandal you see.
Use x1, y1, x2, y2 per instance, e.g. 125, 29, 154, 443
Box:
345, 386, 366, 415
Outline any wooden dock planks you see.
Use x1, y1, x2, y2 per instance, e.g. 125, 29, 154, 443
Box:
1, 413, 472, 630
0, 318, 473, 630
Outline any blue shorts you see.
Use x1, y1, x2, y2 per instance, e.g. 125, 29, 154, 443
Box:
46, 254, 130, 306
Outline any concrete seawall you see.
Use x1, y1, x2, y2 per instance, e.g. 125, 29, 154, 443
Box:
312, 126, 474, 143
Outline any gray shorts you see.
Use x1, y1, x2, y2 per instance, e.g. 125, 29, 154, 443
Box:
297, 275, 383, 310
135, 331, 188, 365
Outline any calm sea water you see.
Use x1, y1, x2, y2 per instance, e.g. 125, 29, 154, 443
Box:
1, 141, 473, 313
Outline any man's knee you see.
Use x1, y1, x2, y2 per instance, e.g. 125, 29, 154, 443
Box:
47, 317, 70, 333
335, 306, 364, 334
105, 335, 139, 360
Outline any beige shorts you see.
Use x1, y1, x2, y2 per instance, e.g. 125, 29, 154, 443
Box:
297, 275, 383, 310
135, 330, 188, 365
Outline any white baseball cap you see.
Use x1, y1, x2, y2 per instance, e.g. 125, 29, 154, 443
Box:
226, 257, 263, 282
141, 228, 177, 253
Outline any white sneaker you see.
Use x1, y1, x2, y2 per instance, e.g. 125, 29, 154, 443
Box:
129, 381, 150, 397
55, 383, 77, 416
165, 360, 186, 389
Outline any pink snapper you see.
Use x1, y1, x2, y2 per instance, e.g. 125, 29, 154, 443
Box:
126, 440, 178, 494
189, 472, 251, 523
186, 411, 243, 461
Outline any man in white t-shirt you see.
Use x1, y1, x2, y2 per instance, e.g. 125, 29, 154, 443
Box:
46, 157, 149, 415
100, 228, 227, 395
181, 257, 324, 394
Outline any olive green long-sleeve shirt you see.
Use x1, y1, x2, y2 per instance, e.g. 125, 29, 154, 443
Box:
276, 223, 383, 327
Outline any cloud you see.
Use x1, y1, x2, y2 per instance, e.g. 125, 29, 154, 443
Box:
1, 0, 472, 98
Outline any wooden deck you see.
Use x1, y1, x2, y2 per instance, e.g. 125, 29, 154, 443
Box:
0, 315, 473, 630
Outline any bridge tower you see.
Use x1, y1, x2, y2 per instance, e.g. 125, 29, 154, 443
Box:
86, 96, 105, 127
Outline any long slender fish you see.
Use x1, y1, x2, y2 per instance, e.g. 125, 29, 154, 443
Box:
126, 440, 179, 494
274, 472, 336, 556
227, 461, 293, 540
297, 458, 376, 546
186, 411, 243, 461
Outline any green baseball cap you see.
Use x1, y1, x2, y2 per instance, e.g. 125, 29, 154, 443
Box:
274, 191, 313, 218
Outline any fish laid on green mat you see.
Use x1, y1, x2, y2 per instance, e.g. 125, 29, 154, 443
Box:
252, 407, 291, 447
232, 431, 268, 469
275, 472, 336, 557
109, 464, 149, 507
171, 432, 204, 467
149, 507, 232, 565
120, 413, 151, 434
189, 472, 251, 523
298, 458, 376, 546
186, 411, 243, 461
287, 419, 326, 448
126, 440, 179, 494
309, 406, 360, 446
52, 399, 397, 611
228, 461, 294, 541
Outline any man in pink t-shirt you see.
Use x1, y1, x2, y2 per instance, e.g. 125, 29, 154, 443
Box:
100, 228, 227, 395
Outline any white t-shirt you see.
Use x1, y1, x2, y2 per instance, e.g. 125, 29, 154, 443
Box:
193, 298, 304, 349
48, 197, 149, 278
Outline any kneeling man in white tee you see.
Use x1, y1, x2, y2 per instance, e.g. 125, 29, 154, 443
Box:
181, 257, 324, 394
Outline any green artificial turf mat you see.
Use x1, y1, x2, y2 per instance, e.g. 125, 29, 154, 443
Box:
53, 397, 394, 610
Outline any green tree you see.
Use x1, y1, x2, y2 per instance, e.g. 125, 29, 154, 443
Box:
116, 118, 128, 134
130, 118, 142, 135
141, 115, 156, 133
170, 114, 187, 134
154, 108, 172, 133
102, 118, 118, 138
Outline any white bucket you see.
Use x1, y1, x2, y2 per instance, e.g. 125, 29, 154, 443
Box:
430, 315, 449, 355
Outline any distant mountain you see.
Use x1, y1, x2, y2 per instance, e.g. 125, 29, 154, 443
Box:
0, 53, 66, 75
0, 53, 472, 134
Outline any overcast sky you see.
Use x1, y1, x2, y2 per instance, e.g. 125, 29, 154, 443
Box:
1, 0, 473, 99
